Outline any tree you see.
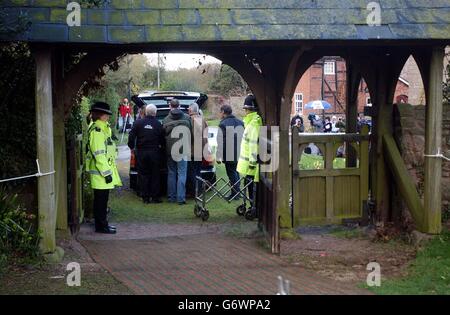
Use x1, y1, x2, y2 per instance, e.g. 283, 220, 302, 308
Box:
101, 54, 150, 98
209, 64, 249, 97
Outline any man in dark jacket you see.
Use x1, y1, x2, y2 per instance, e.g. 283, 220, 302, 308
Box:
162, 99, 192, 204
217, 104, 244, 200
128, 104, 165, 204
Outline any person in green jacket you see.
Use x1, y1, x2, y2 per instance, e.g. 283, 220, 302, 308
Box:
236, 94, 263, 204
86, 102, 122, 234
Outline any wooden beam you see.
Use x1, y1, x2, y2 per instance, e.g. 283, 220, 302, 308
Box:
345, 59, 361, 167
424, 47, 444, 234
352, 49, 410, 223
35, 49, 56, 254
383, 134, 425, 231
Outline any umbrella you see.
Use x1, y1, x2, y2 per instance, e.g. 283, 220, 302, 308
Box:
304, 100, 332, 110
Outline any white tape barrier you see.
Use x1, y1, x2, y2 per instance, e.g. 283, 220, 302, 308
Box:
424, 148, 450, 162
0, 159, 55, 183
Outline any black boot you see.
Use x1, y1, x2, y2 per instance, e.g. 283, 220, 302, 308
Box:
95, 226, 117, 234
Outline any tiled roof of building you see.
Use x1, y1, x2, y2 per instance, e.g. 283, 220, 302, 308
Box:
1, 0, 449, 43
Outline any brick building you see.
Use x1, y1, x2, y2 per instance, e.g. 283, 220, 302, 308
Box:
291, 56, 410, 119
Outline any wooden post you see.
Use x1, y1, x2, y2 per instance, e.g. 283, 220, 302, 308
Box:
35, 49, 56, 254
424, 47, 444, 234
325, 141, 334, 220
52, 52, 68, 231
345, 60, 360, 167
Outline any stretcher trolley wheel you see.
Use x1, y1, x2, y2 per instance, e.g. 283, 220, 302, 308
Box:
201, 209, 210, 222
194, 205, 202, 217
236, 204, 246, 216
244, 207, 257, 221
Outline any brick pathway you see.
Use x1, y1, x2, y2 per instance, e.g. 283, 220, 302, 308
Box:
81, 234, 370, 295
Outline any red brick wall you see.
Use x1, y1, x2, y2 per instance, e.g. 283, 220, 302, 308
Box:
292, 57, 410, 120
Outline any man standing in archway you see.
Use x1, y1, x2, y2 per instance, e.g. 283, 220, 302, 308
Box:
237, 94, 262, 208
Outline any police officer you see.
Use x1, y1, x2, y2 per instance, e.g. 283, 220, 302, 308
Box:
86, 102, 122, 234
128, 104, 165, 204
236, 95, 262, 210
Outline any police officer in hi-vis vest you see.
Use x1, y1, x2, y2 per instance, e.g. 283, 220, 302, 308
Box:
236, 94, 262, 206
86, 102, 122, 234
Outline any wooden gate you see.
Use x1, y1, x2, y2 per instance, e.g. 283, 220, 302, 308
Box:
292, 127, 370, 226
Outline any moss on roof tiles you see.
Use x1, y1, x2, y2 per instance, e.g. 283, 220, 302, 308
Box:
0, 0, 448, 43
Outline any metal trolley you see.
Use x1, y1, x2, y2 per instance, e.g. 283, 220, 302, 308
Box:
194, 175, 257, 222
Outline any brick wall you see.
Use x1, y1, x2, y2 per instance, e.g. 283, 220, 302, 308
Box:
292, 57, 410, 121
393, 103, 450, 218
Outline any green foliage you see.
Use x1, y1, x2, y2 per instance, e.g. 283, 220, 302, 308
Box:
0, 10, 31, 37
0, 188, 41, 271
209, 64, 249, 97
0, 43, 36, 185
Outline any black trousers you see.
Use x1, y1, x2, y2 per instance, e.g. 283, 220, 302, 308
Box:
244, 175, 256, 205
93, 189, 110, 230
224, 162, 240, 196
137, 149, 161, 200
187, 160, 202, 195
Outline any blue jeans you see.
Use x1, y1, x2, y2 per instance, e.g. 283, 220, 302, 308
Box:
167, 157, 188, 203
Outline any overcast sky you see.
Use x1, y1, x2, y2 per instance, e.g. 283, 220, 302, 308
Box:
144, 53, 221, 71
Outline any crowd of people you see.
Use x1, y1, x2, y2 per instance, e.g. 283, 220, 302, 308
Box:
85, 95, 262, 234
85, 94, 372, 234
290, 112, 371, 134
291, 113, 346, 133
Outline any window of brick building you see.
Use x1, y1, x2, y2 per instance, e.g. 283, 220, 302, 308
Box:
294, 93, 303, 114
324, 61, 335, 75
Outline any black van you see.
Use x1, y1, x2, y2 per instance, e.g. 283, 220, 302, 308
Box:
129, 91, 215, 195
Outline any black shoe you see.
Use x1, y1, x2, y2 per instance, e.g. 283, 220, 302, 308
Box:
142, 198, 150, 204
108, 225, 117, 230
178, 201, 186, 205
95, 227, 117, 234
151, 199, 162, 204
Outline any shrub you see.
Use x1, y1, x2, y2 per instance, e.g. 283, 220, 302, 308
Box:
0, 188, 41, 269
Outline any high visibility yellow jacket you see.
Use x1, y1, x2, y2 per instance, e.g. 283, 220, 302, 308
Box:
85, 120, 122, 190
236, 111, 262, 182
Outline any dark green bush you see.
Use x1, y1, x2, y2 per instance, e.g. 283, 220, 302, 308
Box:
0, 188, 41, 269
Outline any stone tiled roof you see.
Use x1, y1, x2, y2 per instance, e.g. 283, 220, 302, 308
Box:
1, 0, 449, 43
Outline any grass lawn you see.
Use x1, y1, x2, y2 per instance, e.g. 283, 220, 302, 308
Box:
368, 229, 450, 295
110, 163, 251, 225
206, 119, 220, 127
299, 153, 346, 170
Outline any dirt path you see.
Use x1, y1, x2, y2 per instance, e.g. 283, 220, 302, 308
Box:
281, 232, 416, 285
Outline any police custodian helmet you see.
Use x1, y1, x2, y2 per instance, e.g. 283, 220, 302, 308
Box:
90, 101, 113, 115
243, 94, 258, 111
